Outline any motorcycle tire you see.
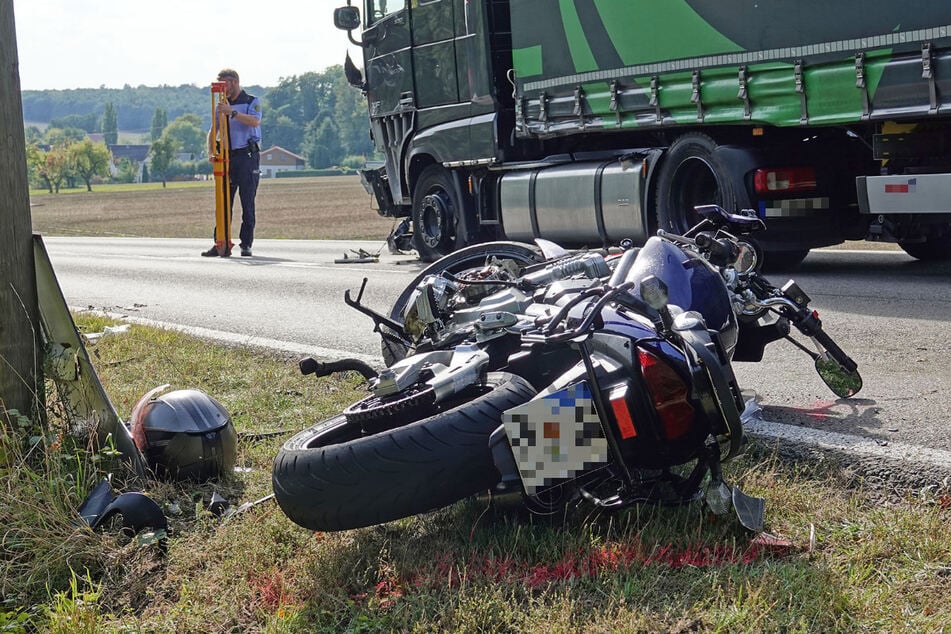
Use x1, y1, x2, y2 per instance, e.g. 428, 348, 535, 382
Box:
382, 241, 544, 366
272, 371, 536, 532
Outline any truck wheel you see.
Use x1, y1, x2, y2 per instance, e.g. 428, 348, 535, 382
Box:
412, 165, 464, 263
382, 241, 544, 366
898, 235, 951, 261
271, 372, 536, 531
655, 133, 737, 233
761, 248, 810, 271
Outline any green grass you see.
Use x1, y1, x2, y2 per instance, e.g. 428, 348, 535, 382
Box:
2, 315, 949, 632
30, 180, 213, 196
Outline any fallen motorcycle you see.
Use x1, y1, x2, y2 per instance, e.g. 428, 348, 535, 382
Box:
272, 205, 862, 532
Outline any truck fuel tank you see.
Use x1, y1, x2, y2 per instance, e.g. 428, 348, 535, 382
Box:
499, 158, 648, 247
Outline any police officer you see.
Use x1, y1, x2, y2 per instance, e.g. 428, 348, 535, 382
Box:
203, 68, 262, 257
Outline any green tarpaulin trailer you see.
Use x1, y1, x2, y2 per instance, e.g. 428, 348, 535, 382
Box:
336, 0, 951, 265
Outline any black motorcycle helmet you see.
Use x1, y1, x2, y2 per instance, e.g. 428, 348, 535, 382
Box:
130, 387, 237, 481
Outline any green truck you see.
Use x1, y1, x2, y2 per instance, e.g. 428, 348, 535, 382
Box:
335, 1, 951, 265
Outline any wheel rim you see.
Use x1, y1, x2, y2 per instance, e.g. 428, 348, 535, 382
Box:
420, 188, 454, 248
668, 156, 721, 231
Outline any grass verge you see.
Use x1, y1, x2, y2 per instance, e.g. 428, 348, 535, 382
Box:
1, 314, 949, 632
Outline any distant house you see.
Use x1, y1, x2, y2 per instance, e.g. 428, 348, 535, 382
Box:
259, 146, 305, 178
108, 144, 151, 182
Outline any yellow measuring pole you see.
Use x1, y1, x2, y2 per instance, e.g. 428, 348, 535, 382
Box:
211, 81, 232, 255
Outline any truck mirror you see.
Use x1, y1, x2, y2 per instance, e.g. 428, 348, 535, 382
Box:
334, 6, 361, 31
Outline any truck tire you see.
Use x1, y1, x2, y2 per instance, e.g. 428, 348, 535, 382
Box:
898, 236, 951, 261
655, 133, 738, 234
382, 241, 544, 366
271, 372, 536, 532
412, 165, 465, 262
761, 248, 810, 271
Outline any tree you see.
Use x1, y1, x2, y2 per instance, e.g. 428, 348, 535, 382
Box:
115, 157, 137, 183
50, 112, 98, 132
101, 101, 118, 145
303, 118, 342, 168
68, 139, 112, 191
26, 144, 53, 192
44, 126, 86, 145
43, 146, 71, 193
1, 0, 44, 425
149, 135, 176, 187
262, 70, 340, 155
331, 68, 373, 157
150, 107, 167, 141
261, 111, 299, 153
24, 125, 43, 144
163, 114, 205, 157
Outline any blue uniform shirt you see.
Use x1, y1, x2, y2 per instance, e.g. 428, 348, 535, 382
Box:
228, 90, 262, 150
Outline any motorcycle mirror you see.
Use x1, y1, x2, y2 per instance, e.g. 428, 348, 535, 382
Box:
639, 275, 669, 310
815, 356, 863, 398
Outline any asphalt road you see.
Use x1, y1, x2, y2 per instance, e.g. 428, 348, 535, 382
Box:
43, 236, 951, 483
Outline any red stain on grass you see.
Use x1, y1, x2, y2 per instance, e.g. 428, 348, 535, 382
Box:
407, 537, 796, 591
248, 569, 295, 613
345, 536, 798, 610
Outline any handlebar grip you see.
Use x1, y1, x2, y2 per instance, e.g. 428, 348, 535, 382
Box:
812, 327, 858, 374
792, 310, 858, 373
694, 233, 738, 267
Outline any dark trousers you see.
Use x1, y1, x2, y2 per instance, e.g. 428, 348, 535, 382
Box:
228, 148, 260, 248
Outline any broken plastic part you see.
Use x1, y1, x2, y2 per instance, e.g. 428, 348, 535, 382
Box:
208, 492, 230, 517
732, 485, 766, 532
77, 478, 167, 536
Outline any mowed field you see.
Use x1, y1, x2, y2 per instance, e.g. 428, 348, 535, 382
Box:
28, 176, 398, 242
27, 175, 899, 252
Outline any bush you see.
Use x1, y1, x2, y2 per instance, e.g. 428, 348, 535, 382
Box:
276, 168, 353, 178
340, 155, 366, 170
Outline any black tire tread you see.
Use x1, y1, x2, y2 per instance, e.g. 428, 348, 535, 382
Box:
272, 372, 536, 531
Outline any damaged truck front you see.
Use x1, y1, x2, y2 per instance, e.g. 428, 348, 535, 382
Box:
336, 1, 951, 265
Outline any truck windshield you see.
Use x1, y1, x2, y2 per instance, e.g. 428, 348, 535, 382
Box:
365, 0, 404, 25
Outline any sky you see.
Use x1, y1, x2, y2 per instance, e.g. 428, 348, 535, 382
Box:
12, 0, 364, 90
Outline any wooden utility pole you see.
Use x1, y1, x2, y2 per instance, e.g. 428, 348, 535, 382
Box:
0, 0, 43, 424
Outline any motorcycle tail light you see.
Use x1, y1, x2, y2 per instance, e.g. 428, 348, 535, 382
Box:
638, 349, 694, 440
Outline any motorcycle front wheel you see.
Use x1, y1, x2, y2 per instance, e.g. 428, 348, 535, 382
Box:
272, 372, 536, 532
382, 241, 544, 366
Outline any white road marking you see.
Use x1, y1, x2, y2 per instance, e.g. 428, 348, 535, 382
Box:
78, 310, 383, 366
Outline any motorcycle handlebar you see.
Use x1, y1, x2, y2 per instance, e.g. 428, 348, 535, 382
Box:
743, 278, 858, 373
694, 233, 738, 267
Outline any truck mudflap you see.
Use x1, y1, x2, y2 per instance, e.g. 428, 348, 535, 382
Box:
858, 174, 951, 215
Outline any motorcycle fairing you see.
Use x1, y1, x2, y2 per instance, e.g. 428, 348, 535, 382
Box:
501, 380, 610, 495
627, 237, 738, 355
